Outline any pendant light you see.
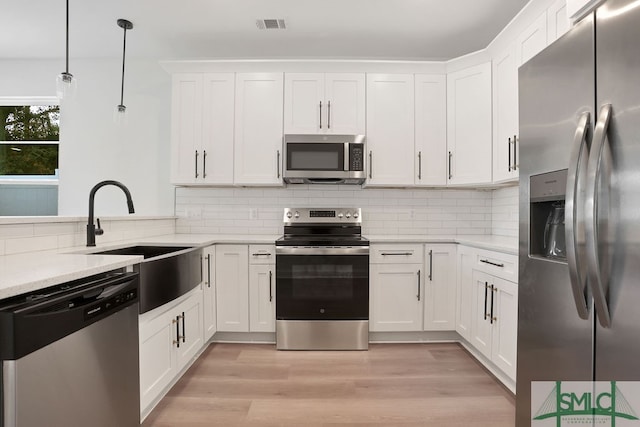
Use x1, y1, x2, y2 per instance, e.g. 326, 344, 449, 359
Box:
56, 0, 76, 99
115, 19, 133, 122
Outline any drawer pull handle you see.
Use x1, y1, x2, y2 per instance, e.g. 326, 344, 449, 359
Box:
380, 252, 413, 256
252, 253, 272, 257
480, 259, 504, 268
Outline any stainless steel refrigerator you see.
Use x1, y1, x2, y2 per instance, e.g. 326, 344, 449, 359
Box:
517, 0, 640, 424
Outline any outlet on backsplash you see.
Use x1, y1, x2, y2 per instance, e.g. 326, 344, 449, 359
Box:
250, 208, 259, 220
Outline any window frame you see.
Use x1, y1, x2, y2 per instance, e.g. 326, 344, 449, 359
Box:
0, 96, 60, 184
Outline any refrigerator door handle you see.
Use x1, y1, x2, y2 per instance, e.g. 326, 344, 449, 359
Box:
585, 104, 613, 328
565, 111, 591, 320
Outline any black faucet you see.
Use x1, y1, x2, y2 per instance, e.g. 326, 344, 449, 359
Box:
87, 180, 135, 247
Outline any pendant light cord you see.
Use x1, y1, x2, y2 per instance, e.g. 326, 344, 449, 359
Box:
65, 0, 69, 74
120, 26, 127, 106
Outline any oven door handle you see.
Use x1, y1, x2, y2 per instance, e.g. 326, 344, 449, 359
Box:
275, 247, 369, 256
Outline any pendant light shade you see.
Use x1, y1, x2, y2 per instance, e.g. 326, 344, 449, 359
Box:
56, 0, 76, 99
115, 19, 133, 120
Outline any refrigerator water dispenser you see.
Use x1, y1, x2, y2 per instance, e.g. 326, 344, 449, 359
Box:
530, 169, 568, 260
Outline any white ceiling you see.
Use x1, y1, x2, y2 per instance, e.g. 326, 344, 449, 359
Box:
2, 0, 530, 61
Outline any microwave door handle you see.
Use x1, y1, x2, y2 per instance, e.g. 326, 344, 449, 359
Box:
344, 143, 349, 171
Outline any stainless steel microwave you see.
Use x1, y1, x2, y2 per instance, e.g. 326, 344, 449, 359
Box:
282, 134, 366, 184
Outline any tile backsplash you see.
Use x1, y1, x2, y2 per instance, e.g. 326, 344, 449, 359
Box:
0, 217, 175, 256
491, 185, 519, 237
175, 186, 495, 236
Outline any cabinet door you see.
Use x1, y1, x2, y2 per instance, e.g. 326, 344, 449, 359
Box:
456, 246, 475, 340
215, 245, 249, 332
170, 73, 202, 184
139, 309, 178, 412
175, 290, 204, 369
547, 0, 570, 43
366, 74, 415, 186
492, 46, 519, 183
284, 73, 324, 134
202, 73, 235, 184
370, 263, 423, 332
324, 73, 366, 135
423, 245, 456, 331
470, 270, 493, 359
491, 277, 518, 380
234, 73, 284, 186
446, 63, 492, 185
202, 246, 217, 341
415, 74, 447, 186
516, 11, 548, 66
249, 264, 276, 332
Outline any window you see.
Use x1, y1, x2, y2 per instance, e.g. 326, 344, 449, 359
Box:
0, 98, 59, 179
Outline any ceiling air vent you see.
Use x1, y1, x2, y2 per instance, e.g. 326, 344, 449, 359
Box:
256, 19, 286, 30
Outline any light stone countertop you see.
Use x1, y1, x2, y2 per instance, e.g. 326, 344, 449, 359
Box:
0, 233, 516, 300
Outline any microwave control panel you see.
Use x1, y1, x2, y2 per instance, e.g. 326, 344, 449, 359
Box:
349, 144, 364, 171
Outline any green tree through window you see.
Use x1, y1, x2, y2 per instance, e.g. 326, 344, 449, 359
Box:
0, 105, 59, 176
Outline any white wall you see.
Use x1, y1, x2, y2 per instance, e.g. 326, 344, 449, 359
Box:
175, 186, 493, 236
0, 58, 174, 217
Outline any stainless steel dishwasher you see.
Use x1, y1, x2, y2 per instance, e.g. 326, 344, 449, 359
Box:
0, 270, 140, 427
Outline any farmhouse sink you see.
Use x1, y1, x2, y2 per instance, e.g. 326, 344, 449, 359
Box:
91, 245, 203, 313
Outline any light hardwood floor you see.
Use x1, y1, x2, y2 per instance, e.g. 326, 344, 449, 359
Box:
142, 343, 515, 427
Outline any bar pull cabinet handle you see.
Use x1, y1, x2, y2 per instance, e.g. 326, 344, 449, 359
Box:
418, 151, 422, 180
203, 150, 207, 178
417, 270, 421, 301
483, 282, 489, 321
327, 100, 331, 129
277, 150, 281, 179
513, 135, 518, 170
586, 104, 613, 328
369, 151, 373, 179
448, 151, 453, 180
565, 111, 591, 321
319, 101, 323, 129
480, 259, 504, 268
380, 252, 413, 256
181, 312, 186, 343
269, 270, 273, 302
195, 150, 199, 179
173, 316, 181, 348
489, 285, 498, 325
206, 254, 211, 288
252, 253, 272, 257
428, 249, 433, 281
508, 137, 512, 172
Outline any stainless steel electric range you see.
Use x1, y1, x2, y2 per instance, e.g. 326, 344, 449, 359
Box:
275, 208, 369, 350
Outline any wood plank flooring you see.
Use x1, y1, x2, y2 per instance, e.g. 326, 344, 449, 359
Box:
142, 343, 515, 427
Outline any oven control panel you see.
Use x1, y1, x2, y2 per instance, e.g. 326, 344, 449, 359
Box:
283, 208, 361, 224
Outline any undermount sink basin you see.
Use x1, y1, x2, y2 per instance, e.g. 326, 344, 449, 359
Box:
91, 245, 193, 260
90, 245, 202, 313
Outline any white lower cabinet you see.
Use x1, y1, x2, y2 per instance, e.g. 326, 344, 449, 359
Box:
470, 270, 518, 380
456, 245, 476, 340
423, 245, 456, 331
202, 245, 217, 341
370, 263, 423, 331
249, 245, 276, 333
216, 245, 250, 332
139, 287, 204, 414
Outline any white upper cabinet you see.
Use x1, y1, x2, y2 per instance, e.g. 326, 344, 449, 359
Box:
201, 74, 235, 185
234, 73, 284, 186
170, 73, 203, 184
366, 74, 415, 186
171, 73, 235, 185
547, 0, 571, 43
284, 73, 365, 135
516, 11, 548, 66
446, 63, 492, 185
492, 45, 519, 183
414, 74, 447, 186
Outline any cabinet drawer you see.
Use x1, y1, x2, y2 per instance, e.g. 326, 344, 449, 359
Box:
370, 244, 424, 264
249, 245, 276, 264
474, 249, 518, 282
